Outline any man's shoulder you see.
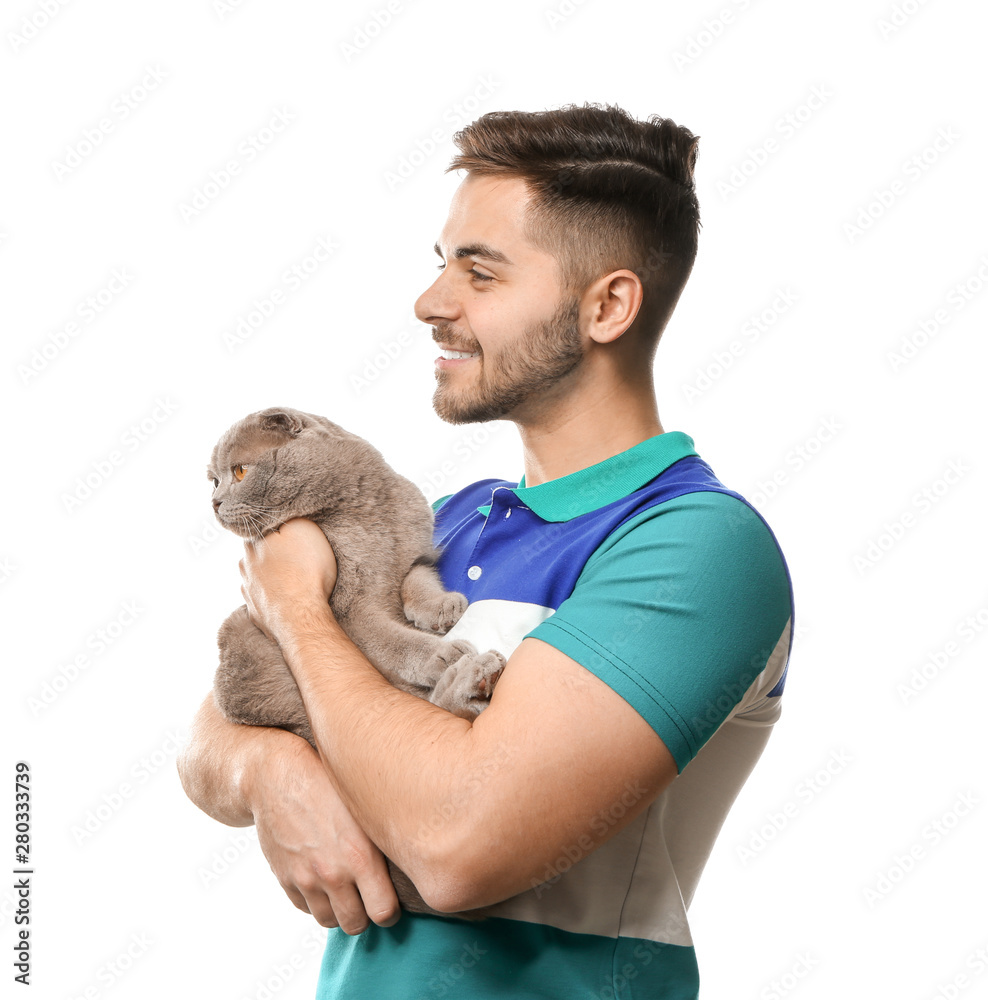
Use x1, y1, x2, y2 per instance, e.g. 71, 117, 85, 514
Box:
588, 489, 792, 629
606, 486, 781, 554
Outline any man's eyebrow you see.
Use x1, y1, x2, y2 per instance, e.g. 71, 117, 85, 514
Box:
433, 242, 513, 266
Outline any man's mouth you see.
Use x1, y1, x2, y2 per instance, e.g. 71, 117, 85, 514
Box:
438, 349, 481, 360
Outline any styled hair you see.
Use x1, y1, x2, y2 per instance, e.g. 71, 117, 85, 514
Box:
446, 103, 701, 346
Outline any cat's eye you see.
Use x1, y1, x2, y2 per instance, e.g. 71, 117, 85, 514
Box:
210, 477, 219, 489
233, 465, 247, 482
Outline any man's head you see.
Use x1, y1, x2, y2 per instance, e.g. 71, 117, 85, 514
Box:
416, 103, 700, 425
447, 103, 701, 337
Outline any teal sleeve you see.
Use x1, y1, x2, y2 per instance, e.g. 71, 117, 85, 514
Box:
526, 491, 792, 771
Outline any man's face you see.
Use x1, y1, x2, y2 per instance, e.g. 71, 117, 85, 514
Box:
415, 173, 585, 425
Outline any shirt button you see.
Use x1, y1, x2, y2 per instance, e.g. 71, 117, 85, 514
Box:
467, 565, 482, 580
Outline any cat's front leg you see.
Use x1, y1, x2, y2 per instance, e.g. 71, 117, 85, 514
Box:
400, 561, 467, 634
345, 611, 481, 693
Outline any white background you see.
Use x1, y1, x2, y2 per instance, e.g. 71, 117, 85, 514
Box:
3, 1, 987, 997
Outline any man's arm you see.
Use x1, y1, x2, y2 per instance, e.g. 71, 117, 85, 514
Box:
177, 692, 402, 934
241, 518, 679, 914
281, 610, 678, 913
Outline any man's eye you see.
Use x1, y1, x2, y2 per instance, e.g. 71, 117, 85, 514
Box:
434, 262, 493, 282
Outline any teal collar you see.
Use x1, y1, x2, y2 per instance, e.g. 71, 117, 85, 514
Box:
478, 431, 698, 522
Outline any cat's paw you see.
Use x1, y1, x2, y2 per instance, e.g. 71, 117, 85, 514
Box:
429, 649, 506, 719
406, 591, 468, 634
426, 637, 475, 671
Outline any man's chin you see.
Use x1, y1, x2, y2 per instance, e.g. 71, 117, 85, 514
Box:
432, 388, 504, 425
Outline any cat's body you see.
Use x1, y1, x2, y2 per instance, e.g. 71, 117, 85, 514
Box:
208, 406, 503, 920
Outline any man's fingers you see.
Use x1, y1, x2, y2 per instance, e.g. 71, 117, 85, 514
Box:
353, 858, 402, 929
281, 880, 367, 935
368, 900, 401, 929
287, 877, 370, 935
315, 884, 371, 936
277, 866, 400, 934
282, 883, 339, 928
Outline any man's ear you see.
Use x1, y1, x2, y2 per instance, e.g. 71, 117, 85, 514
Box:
583, 269, 644, 345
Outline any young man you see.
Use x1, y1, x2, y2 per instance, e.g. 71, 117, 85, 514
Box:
178, 103, 794, 999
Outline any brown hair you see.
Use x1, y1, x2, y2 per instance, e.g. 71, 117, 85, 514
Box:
446, 102, 701, 346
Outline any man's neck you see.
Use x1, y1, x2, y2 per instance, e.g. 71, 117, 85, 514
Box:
514, 379, 664, 488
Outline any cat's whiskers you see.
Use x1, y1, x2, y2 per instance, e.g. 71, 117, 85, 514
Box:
237, 499, 285, 512
240, 500, 302, 541
240, 510, 267, 541
225, 502, 277, 540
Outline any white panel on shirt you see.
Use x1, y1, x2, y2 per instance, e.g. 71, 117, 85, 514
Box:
443, 598, 554, 657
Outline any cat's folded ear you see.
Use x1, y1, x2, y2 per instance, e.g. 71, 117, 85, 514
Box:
259, 408, 305, 437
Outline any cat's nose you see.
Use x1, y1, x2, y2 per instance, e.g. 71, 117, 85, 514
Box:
212, 498, 222, 511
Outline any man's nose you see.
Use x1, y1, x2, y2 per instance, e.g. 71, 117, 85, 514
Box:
414, 270, 459, 325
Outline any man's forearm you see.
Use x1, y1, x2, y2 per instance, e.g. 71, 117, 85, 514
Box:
177, 692, 310, 827
279, 601, 477, 886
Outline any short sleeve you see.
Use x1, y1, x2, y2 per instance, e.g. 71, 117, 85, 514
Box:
526, 490, 793, 772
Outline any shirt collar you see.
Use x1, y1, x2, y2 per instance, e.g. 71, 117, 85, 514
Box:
478, 430, 698, 522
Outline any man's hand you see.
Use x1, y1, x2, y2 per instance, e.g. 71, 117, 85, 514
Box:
247, 728, 402, 934
239, 518, 338, 643
177, 694, 401, 935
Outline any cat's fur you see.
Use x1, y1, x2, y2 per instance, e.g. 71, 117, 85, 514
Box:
208, 406, 504, 921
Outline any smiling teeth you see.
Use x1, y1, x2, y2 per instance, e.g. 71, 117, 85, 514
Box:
440, 349, 480, 360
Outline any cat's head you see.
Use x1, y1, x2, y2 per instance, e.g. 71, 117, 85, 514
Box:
207, 407, 374, 539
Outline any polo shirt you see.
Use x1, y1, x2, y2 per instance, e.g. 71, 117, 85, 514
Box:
316, 430, 794, 1000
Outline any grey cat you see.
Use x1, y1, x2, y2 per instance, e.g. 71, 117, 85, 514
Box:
208, 406, 504, 921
